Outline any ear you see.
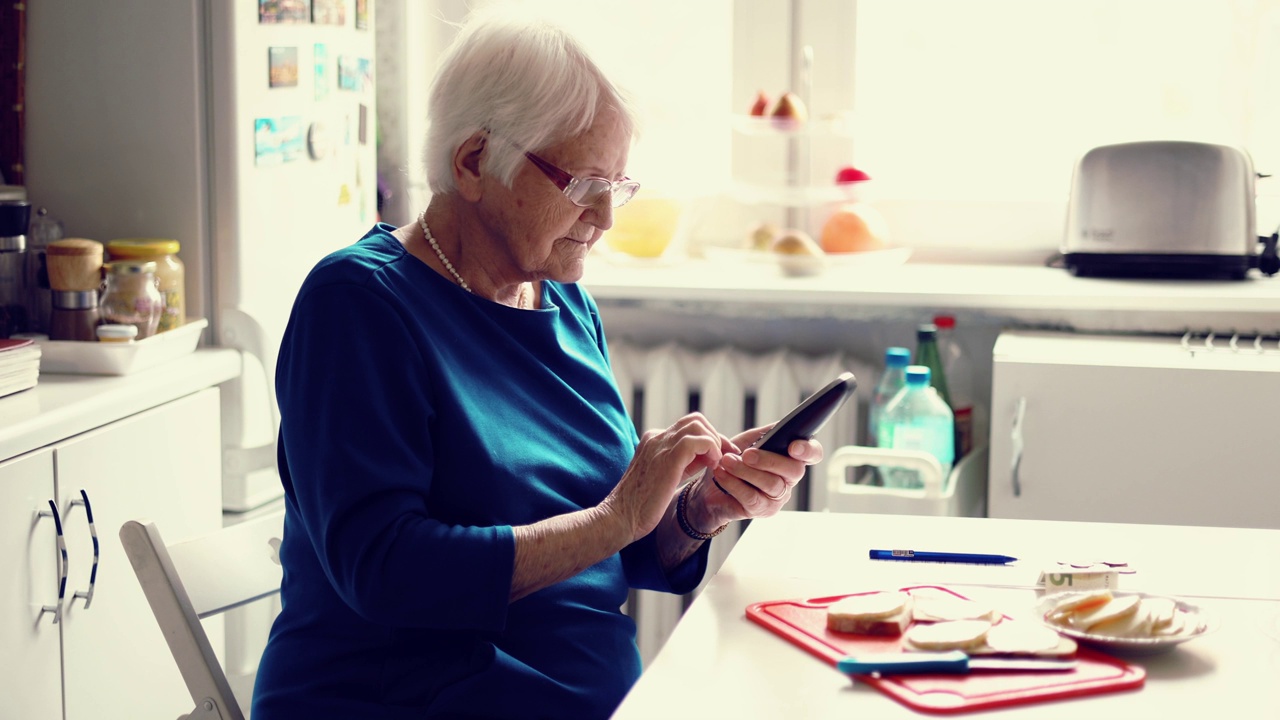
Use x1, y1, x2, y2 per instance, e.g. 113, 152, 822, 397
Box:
452, 131, 488, 202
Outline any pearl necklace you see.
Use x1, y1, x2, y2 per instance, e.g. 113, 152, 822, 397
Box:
418, 210, 529, 309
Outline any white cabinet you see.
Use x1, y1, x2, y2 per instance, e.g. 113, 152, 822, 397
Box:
0, 448, 62, 719
988, 331, 1280, 529
1, 367, 232, 719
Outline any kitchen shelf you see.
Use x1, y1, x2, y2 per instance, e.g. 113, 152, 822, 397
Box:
730, 181, 850, 207
730, 113, 855, 138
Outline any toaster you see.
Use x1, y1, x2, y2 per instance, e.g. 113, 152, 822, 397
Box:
1062, 140, 1269, 280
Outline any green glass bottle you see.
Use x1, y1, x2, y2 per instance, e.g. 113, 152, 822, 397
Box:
914, 323, 952, 410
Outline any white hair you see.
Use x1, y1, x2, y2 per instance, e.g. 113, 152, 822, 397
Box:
423, 10, 639, 195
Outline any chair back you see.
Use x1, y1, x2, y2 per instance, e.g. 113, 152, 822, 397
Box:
120, 509, 284, 720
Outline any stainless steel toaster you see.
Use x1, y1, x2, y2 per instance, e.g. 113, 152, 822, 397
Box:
1062, 140, 1263, 279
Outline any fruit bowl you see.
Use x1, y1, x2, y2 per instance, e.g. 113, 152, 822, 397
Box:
603, 197, 687, 259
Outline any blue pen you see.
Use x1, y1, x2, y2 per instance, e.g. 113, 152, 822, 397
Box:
869, 549, 1018, 565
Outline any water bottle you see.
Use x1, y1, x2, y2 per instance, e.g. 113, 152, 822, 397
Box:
868, 346, 910, 447
934, 314, 979, 460
880, 365, 955, 489
914, 323, 952, 409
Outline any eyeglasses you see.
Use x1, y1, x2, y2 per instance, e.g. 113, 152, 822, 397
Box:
523, 151, 640, 209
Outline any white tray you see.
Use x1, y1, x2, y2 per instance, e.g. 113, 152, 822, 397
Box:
37, 318, 208, 376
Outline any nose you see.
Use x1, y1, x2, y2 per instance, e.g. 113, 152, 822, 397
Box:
582, 196, 614, 231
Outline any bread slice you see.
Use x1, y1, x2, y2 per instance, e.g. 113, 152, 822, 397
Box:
903, 619, 992, 652
827, 592, 913, 636
912, 595, 1001, 624
1044, 590, 1113, 623
1074, 595, 1142, 632
1144, 597, 1178, 631
982, 621, 1064, 654
1088, 602, 1153, 638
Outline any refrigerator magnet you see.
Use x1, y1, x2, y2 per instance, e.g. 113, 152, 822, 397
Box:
356, 0, 369, 30
314, 44, 329, 100
307, 122, 331, 160
268, 47, 299, 88
312, 0, 345, 25
259, 0, 308, 24
338, 56, 360, 91
358, 105, 368, 146
254, 117, 304, 166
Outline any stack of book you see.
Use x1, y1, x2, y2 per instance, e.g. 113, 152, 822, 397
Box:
0, 338, 41, 398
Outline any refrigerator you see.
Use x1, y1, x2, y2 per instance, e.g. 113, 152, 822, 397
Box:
24, 0, 379, 512
988, 330, 1280, 530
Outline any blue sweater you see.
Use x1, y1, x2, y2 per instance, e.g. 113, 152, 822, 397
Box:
252, 225, 709, 719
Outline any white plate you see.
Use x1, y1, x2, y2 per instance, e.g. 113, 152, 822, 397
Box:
36, 318, 208, 376
1035, 591, 1217, 657
704, 246, 911, 269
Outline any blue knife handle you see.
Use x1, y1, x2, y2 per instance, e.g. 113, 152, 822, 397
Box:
837, 650, 970, 675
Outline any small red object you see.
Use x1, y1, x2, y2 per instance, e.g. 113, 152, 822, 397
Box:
836, 166, 871, 184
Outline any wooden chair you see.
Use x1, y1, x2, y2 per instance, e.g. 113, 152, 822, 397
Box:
120, 509, 284, 720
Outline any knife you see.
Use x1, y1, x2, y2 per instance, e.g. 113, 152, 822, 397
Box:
837, 650, 1078, 675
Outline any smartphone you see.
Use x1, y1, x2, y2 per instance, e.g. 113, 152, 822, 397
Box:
751, 371, 857, 455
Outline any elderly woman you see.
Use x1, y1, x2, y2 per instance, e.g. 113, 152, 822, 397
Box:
252, 13, 821, 720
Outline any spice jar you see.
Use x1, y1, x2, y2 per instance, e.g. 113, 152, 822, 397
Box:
106, 239, 185, 333
99, 260, 163, 339
49, 290, 101, 342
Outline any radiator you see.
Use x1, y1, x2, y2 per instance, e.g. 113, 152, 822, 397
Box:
607, 340, 867, 666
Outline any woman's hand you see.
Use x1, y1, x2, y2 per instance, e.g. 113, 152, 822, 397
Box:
685, 425, 824, 530
601, 413, 736, 543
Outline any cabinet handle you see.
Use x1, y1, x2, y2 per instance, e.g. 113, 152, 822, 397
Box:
66, 489, 99, 610
35, 500, 68, 624
1010, 397, 1027, 498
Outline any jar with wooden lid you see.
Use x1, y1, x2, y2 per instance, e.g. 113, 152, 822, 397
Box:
46, 238, 104, 292
106, 239, 184, 332
99, 260, 162, 339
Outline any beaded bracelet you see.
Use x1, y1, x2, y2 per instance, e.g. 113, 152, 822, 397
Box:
676, 480, 729, 541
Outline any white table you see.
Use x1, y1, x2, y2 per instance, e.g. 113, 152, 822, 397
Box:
611, 512, 1280, 719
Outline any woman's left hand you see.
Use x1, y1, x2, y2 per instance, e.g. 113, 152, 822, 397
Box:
686, 425, 824, 528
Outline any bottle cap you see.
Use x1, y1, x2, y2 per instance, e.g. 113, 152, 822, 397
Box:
47, 238, 104, 256
905, 365, 931, 385
107, 238, 180, 257
933, 315, 956, 330
106, 259, 158, 275
917, 323, 938, 341
96, 324, 138, 342
885, 347, 910, 367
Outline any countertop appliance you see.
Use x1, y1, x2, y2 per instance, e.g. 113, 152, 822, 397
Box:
24, 1, 378, 511
1062, 140, 1278, 280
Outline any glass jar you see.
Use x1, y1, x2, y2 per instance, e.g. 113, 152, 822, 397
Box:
99, 260, 163, 339
106, 239, 185, 332
24, 207, 64, 335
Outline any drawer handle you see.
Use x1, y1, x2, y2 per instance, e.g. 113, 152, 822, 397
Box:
66, 490, 99, 610
1010, 397, 1027, 498
36, 500, 67, 624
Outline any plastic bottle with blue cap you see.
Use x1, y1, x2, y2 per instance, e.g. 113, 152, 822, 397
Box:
879, 365, 956, 489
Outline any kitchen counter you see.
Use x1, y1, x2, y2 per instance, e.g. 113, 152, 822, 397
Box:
581, 255, 1280, 341
0, 349, 242, 461
610, 511, 1280, 719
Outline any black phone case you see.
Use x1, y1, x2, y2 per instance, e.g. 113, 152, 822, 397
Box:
752, 372, 857, 455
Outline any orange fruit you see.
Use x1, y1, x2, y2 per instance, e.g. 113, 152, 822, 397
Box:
820, 203, 890, 253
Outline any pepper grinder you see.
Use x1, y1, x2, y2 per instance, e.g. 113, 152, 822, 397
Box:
46, 238, 104, 341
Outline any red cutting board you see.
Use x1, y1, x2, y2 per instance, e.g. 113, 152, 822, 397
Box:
746, 586, 1145, 714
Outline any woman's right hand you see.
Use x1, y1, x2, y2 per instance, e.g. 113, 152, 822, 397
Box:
602, 413, 734, 542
